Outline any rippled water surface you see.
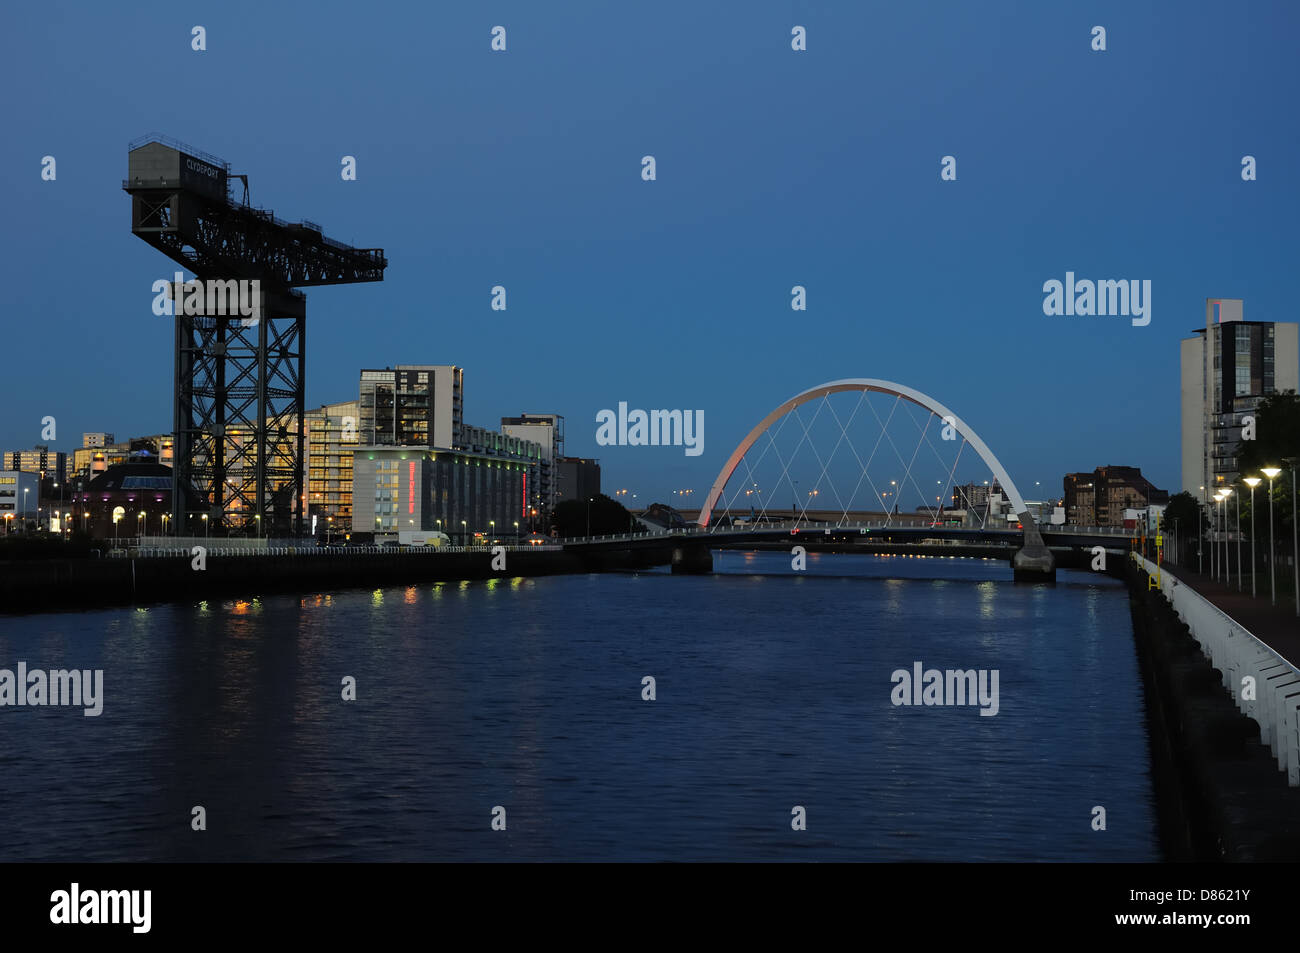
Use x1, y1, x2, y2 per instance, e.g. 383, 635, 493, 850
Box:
0, 552, 1159, 860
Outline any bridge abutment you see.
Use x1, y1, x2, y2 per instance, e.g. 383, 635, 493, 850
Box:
1012, 513, 1056, 582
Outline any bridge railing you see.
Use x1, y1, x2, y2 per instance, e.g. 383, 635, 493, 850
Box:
1133, 552, 1300, 786
112, 544, 564, 558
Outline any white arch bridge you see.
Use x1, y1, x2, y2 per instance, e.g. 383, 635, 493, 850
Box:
700, 378, 1055, 579
586, 378, 1067, 579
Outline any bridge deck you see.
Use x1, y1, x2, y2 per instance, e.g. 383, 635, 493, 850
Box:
561, 521, 1135, 550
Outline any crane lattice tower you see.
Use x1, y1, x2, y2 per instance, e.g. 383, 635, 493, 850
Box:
123, 135, 386, 536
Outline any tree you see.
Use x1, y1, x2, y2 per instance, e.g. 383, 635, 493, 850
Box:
1235, 390, 1300, 478
1163, 491, 1205, 535
552, 494, 634, 537
1161, 490, 1206, 565
1234, 390, 1299, 534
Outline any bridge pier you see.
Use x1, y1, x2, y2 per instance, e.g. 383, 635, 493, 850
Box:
1012, 513, 1056, 582
671, 542, 713, 574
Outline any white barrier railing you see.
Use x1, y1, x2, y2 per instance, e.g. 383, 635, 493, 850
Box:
1134, 553, 1300, 786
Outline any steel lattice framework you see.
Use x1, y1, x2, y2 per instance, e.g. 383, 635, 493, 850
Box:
124, 136, 386, 536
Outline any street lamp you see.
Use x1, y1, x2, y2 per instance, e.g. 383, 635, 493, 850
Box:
1213, 491, 1226, 582
1262, 467, 1281, 605
461, 520, 467, 546
1292, 461, 1299, 618
1216, 486, 1227, 582
1197, 485, 1205, 573
1234, 484, 1243, 592
1244, 477, 1261, 597
1212, 491, 1223, 580
202, 513, 209, 539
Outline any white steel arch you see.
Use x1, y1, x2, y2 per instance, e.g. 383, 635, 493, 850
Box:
698, 378, 1033, 529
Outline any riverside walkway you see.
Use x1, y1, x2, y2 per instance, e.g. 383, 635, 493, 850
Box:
1162, 561, 1300, 670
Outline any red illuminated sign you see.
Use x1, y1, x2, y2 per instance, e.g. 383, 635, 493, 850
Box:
408, 461, 416, 514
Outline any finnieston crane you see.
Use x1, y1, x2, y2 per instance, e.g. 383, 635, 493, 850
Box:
124, 135, 387, 537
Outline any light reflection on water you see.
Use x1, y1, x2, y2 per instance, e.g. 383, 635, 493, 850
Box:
0, 552, 1157, 861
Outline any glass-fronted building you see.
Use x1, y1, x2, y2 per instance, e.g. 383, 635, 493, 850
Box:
352, 439, 542, 543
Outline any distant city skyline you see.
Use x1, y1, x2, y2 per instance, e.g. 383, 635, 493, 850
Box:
5, 1, 1298, 503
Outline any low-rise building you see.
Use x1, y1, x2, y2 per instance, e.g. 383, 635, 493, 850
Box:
72, 462, 200, 538
1, 445, 67, 489
1065, 466, 1168, 527
73, 435, 173, 483
352, 436, 543, 544
0, 471, 40, 530
951, 481, 1001, 511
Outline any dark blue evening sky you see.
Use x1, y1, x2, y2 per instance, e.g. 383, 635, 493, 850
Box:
3, 1, 1297, 505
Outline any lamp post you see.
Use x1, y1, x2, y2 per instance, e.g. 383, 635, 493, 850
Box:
23, 488, 29, 532
202, 513, 209, 540
1214, 491, 1226, 581
489, 519, 495, 543
1210, 493, 1219, 580
1244, 476, 1261, 597
460, 520, 467, 547
1292, 462, 1298, 618
1216, 491, 1227, 579
1263, 467, 1281, 605
1198, 486, 1204, 573
1234, 486, 1243, 592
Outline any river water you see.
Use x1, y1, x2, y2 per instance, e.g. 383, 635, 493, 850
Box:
0, 551, 1159, 861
